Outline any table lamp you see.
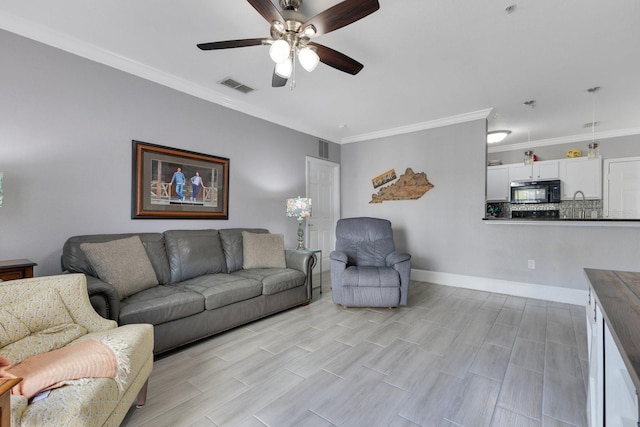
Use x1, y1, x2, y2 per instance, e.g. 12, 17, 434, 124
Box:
286, 197, 312, 250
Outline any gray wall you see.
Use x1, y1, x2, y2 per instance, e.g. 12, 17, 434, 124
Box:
340, 120, 640, 295
2, 29, 638, 296
0, 30, 336, 275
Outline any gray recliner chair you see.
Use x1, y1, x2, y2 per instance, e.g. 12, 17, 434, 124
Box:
330, 217, 411, 307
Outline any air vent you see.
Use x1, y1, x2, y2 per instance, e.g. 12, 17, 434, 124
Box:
583, 121, 600, 128
218, 77, 255, 94
319, 140, 329, 159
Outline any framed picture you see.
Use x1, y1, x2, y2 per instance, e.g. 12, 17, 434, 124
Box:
131, 140, 229, 219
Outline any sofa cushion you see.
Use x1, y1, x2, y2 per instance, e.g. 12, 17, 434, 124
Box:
1, 324, 88, 366
342, 266, 400, 288
3, 288, 74, 333
219, 228, 268, 273
63, 233, 171, 285
118, 285, 205, 325
176, 274, 263, 310
0, 307, 30, 347
242, 232, 286, 269
80, 236, 159, 299
233, 268, 305, 295
164, 230, 227, 283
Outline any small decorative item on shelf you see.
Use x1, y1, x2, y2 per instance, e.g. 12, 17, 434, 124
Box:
524, 150, 534, 165
588, 142, 599, 159
566, 148, 582, 158
286, 196, 312, 250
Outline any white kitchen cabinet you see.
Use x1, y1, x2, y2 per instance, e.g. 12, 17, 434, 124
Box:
560, 156, 602, 200
486, 165, 511, 201
511, 160, 559, 181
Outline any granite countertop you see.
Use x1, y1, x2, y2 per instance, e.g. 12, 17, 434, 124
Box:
483, 217, 640, 222
584, 269, 640, 393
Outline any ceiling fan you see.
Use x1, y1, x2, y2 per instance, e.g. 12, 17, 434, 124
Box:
197, 0, 380, 87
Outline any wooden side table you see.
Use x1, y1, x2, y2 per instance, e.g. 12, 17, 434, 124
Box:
0, 378, 22, 427
0, 259, 37, 281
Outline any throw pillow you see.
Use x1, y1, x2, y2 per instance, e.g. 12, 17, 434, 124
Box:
242, 232, 286, 269
80, 236, 159, 299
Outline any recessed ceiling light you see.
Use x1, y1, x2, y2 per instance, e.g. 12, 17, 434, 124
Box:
487, 130, 511, 144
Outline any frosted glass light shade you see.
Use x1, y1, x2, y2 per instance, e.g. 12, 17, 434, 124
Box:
298, 47, 319, 72
275, 59, 293, 78
269, 39, 290, 63
487, 130, 511, 144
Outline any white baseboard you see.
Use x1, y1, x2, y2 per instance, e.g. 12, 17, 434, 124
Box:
411, 269, 588, 306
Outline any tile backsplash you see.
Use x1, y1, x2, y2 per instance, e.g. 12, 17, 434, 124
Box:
487, 200, 603, 219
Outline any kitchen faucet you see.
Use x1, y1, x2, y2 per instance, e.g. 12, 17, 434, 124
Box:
573, 190, 585, 219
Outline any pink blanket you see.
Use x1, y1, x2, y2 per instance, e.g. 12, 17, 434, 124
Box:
0, 340, 117, 399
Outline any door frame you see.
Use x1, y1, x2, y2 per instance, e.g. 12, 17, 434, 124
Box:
603, 156, 640, 218
305, 156, 340, 267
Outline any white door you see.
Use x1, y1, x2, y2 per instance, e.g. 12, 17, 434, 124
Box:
604, 157, 640, 218
306, 156, 340, 272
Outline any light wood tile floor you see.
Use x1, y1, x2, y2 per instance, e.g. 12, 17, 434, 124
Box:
121, 275, 588, 427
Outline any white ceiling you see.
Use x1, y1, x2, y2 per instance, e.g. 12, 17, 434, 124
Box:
1, 0, 639, 148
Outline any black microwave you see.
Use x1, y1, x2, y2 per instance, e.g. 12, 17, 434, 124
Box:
510, 180, 561, 204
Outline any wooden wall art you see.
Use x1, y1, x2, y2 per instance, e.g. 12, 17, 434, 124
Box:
370, 168, 434, 203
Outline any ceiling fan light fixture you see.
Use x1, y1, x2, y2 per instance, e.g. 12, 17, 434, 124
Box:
269, 39, 291, 63
301, 24, 317, 38
271, 21, 285, 34
298, 46, 319, 72
275, 58, 293, 78
487, 130, 511, 144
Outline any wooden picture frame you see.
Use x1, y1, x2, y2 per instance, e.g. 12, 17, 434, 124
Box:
131, 140, 229, 219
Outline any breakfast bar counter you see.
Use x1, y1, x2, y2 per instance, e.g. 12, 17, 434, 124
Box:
584, 268, 640, 425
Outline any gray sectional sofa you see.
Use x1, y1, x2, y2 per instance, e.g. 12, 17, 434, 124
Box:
62, 228, 315, 354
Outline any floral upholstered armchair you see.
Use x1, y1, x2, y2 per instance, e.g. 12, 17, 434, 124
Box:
0, 274, 153, 427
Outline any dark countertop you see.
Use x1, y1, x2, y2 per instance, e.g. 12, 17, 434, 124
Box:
585, 269, 640, 393
483, 217, 640, 222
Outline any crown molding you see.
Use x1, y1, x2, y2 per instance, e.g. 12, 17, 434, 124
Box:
488, 127, 640, 153
0, 11, 324, 139
340, 108, 493, 144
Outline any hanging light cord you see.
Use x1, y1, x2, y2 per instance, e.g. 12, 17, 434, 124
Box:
588, 86, 600, 142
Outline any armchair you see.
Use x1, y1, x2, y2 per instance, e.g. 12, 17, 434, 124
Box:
0, 274, 153, 426
330, 217, 411, 307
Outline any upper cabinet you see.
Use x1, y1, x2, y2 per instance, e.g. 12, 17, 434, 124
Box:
486, 157, 603, 203
487, 165, 511, 201
512, 159, 560, 181
560, 156, 602, 200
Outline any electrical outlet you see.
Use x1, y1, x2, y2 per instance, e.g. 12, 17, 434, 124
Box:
528, 260, 535, 269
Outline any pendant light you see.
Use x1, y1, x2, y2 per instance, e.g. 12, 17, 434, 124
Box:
587, 86, 600, 158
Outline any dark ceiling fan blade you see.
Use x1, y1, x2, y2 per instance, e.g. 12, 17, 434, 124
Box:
309, 42, 364, 75
197, 38, 266, 50
247, 0, 285, 24
272, 68, 288, 87
303, 0, 380, 37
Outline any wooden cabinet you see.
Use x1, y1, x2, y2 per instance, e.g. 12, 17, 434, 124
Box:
511, 159, 560, 181
1, 379, 22, 427
486, 165, 511, 201
560, 156, 602, 200
0, 259, 36, 281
